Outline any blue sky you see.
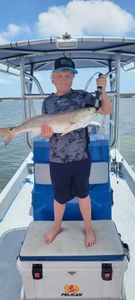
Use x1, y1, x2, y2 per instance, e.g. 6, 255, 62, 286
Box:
0, 0, 135, 95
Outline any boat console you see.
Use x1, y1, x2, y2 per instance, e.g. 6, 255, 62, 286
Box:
32, 137, 112, 221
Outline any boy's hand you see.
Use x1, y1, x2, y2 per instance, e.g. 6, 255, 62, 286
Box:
41, 123, 53, 139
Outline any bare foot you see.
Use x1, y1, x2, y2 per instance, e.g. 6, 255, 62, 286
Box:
85, 228, 96, 247
44, 225, 61, 244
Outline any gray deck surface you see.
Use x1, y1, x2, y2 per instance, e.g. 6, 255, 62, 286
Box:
0, 229, 27, 300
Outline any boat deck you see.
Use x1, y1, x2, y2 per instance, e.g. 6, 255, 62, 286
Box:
0, 165, 135, 300
111, 174, 135, 300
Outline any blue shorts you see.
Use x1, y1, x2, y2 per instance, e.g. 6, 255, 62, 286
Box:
50, 158, 91, 204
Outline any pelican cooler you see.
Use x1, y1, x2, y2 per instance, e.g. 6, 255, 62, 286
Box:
17, 220, 128, 300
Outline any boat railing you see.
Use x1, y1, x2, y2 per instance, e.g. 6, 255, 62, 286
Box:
0, 55, 135, 151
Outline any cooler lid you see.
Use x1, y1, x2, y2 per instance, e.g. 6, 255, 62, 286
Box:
19, 220, 125, 261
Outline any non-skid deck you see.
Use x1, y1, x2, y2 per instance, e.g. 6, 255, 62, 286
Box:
111, 173, 135, 300
0, 173, 33, 300
0, 229, 27, 300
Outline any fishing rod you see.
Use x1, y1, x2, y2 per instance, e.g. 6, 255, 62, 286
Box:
94, 73, 103, 110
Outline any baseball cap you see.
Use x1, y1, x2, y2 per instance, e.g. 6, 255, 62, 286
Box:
53, 57, 78, 74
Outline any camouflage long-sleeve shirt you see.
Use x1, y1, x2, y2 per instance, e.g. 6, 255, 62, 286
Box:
42, 89, 95, 163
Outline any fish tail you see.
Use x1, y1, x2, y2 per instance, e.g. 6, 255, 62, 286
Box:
0, 128, 15, 145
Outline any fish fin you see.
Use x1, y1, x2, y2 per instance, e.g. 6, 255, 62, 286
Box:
0, 128, 15, 145
61, 123, 77, 136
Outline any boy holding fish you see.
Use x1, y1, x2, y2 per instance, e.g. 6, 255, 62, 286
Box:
41, 57, 112, 247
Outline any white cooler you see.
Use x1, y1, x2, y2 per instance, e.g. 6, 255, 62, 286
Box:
17, 220, 128, 300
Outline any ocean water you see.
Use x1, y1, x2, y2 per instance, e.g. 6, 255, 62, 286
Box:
119, 98, 135, 169
0, 98, 135, 193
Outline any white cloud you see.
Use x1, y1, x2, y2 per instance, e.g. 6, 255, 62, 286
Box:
5, 23, 30, 37
0, 23, 31, 44
0, 36, 8, 45
37, 0, 135, 37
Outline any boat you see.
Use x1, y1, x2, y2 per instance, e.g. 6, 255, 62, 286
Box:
0, 33, 135, 300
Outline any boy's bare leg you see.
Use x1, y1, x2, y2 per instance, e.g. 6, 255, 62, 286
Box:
78, 195, 96, 247
44, 199, 66, 244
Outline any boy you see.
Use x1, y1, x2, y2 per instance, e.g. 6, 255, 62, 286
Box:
41, 57, 112, 247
